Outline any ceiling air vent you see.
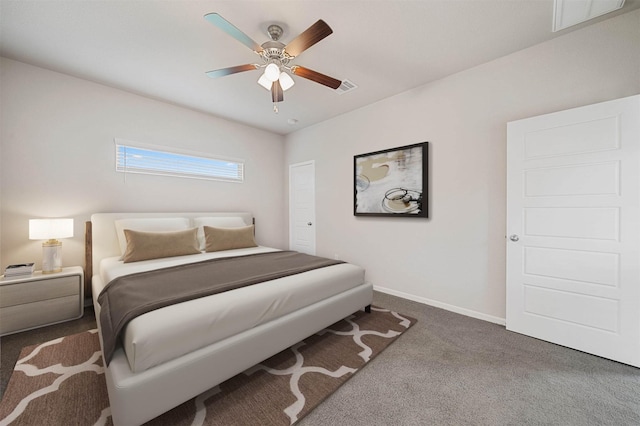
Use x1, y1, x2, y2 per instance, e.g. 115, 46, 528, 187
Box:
552, 0, 625, 32
336, 79, 358, 95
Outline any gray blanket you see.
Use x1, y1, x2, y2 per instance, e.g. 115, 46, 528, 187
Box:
97, 251, 344, 366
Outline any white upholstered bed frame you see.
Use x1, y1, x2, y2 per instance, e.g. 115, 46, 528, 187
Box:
90, 212, 373, 425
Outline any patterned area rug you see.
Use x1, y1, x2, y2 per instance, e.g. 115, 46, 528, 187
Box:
0, 307, 415, 425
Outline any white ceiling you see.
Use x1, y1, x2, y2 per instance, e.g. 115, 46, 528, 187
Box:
1, 0, 638, 135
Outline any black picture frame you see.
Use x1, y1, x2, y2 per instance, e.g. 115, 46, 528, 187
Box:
354, 142, 428, 217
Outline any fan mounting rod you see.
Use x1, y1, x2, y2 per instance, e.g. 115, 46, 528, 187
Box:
267, 24, 283, 41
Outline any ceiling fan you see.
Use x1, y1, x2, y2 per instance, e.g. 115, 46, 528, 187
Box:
204, 13, 342, 112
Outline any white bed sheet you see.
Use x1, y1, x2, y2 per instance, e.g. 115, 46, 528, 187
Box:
96, 247, 366, 373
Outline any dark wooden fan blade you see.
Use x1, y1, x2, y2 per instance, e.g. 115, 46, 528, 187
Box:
291, 66, 342, 90
271, 80, 284, 102
204, 13, 264, 53
206, 64, 257, 78
284, 20, 332, 57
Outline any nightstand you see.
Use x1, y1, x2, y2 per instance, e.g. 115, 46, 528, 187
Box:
0, 266, 84, 336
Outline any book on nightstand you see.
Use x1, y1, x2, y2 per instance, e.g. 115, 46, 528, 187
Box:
4, 263, 35, 277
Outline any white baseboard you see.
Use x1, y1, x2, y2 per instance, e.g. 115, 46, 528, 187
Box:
373, 285, 506, 326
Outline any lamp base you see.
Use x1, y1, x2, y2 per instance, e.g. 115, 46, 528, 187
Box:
42, 239, 62, 274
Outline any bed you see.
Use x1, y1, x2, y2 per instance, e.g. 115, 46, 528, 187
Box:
89, 212, 372, 425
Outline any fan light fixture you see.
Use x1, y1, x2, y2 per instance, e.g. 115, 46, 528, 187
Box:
264, 63, 280, 81
257, 70, 295, 92
205, 14, 343, 113
279, 72, 295, 91
257, 74, 271, 90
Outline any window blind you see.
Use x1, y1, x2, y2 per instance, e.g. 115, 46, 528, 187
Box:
115, 140, 244, 183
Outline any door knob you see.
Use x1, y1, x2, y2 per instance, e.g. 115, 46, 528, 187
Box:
509, 234, 519, 242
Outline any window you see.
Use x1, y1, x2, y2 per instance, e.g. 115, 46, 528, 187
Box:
115, 139, 244, 183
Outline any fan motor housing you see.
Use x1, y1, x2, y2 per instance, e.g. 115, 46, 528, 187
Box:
260, 41, 291, 66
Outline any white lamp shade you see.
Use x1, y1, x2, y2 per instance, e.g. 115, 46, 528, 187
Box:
264, 63, 280, 82
257, 74, 273, 90
29, 218, 74, 240
279, 72, 295, 91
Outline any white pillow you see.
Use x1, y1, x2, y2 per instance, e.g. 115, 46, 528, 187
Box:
114, 217, 191, 255
193, 216, 248, 250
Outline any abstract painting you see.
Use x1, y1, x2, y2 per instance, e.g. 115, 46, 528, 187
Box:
354, 142, 428, 217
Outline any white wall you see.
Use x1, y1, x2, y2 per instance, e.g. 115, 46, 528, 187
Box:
284, 10, 640, 323
0, 58, 286, 273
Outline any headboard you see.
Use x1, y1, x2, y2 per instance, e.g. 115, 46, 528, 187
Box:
86, 212, 254, 295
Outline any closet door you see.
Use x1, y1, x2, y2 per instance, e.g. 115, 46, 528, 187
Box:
506, 95, 640, 367
289, 161, 316, 255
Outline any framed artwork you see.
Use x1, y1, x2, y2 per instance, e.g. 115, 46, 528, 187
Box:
354, 142, 428, 217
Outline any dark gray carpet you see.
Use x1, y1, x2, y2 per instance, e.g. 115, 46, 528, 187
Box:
2, 293, 639, 425
299, 292, 640, 426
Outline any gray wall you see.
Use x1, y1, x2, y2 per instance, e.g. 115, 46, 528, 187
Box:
0, 58, 287, 271
284, 10, 640, 323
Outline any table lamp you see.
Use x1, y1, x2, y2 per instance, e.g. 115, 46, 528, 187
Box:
29, 218, 74, 273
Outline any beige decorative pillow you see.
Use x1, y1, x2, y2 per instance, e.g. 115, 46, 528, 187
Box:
114, 217, 191, 256
193, 216, 248, 250
122, 228, 200, 263
204, 225, 257, 252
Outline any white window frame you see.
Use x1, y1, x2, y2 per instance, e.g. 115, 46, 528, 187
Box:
115, 138, 244, 183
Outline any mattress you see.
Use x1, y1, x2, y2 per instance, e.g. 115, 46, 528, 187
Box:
95, 247, 366, 373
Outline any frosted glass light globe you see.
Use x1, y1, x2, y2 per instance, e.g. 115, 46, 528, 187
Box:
264, 63, 280, 82
279, 72, 295, 91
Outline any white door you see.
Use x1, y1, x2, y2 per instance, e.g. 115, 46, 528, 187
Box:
506, 95, 640, 367
289, 161, 316, 255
